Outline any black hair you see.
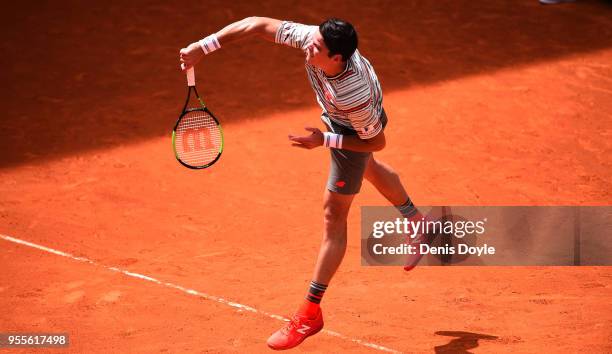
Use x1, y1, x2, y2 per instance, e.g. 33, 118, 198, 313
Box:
319, 18, 358, 62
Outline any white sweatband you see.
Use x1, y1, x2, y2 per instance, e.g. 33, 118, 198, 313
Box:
199, 34, 221, 55
323, 132, 343, 149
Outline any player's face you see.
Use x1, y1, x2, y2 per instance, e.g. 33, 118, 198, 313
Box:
305, 30, 334, 68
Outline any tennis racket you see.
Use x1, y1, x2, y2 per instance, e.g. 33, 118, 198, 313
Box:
172, 67, 223, 169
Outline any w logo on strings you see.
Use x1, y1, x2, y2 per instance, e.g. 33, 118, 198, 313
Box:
181, 127, 214, 152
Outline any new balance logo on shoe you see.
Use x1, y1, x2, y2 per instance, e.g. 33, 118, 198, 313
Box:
267, 310, 324, 350
296, 324, 311, 334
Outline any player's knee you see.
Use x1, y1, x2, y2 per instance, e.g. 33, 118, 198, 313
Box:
387, 168, 399, 181
323, 202, 349, 227
323, 207, 347, 227
322, 212, 348, 244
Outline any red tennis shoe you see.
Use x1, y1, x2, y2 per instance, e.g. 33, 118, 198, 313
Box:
404, 228, 429, 271
404, 214, 437, 271
266, 309, 324, 350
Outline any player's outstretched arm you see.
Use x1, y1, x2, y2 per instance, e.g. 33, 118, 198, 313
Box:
180, 17, 281, 70
289, 127, 386, 153
216, 16, 282, 44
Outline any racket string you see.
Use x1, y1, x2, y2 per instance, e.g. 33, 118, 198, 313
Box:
174, 110, 222, 166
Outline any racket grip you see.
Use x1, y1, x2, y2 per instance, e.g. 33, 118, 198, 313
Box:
186, 67, 195, 86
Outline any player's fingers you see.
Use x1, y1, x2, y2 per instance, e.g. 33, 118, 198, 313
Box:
304, 127, 319, 133
288, 135, 305, 142
291, 143, 309, 149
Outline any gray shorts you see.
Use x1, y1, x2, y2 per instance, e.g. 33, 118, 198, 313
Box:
323, 109, 388, 195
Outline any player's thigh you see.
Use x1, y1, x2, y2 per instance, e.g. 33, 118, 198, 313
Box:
323, 189, 355, 222
363, 154, 379, 181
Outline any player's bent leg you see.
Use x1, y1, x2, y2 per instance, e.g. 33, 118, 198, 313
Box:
364, 155, 410, 206
364, 156, 431, 270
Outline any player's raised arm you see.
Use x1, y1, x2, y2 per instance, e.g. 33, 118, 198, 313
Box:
180, 17, 282, 70
216, 16, 282, 44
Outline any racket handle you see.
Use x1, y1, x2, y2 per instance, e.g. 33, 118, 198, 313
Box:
186, 67, 195, 87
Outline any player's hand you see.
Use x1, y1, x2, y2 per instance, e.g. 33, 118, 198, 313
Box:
288, 127, 324, 149
179, 42, 204, 71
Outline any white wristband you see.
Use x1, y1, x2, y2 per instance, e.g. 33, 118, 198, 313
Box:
323, 132, 343, 149
199, 34, 221, 55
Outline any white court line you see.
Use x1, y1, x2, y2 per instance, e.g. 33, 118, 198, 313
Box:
1, 234, 403, 354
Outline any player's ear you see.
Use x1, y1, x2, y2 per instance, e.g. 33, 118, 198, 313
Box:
330, 53, 343, 63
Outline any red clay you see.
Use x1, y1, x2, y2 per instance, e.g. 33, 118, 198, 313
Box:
1, 1, 611, 353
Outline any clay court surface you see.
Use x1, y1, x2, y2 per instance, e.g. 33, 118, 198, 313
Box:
1, 1, 611, 353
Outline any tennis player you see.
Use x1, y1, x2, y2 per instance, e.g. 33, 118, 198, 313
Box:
180, 17, 426, 350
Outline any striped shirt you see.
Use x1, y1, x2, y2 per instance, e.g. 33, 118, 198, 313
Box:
275, 21, 384, 139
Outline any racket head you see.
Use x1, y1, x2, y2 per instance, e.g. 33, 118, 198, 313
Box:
172, 107, 224, 169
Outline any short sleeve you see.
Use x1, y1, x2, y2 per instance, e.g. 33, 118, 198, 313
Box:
275, 21, 317, 50
354, 109, 384, 140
